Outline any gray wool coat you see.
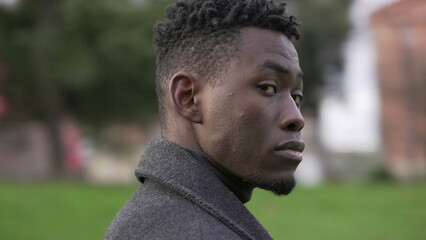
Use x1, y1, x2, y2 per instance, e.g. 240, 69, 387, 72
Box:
104, 139, 273, 240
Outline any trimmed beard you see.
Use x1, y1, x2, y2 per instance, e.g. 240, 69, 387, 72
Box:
244, 173, 296, 196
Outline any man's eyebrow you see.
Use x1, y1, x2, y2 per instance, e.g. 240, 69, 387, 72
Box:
257, 60, 288, 74
256, 60, 304, 79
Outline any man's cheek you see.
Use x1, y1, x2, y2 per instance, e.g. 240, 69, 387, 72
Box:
238, 106, 270, 132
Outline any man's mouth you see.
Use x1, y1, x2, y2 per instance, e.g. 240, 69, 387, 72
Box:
274, 140, 305, 162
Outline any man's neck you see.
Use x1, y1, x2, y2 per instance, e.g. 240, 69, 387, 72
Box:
180, 144, 254, 203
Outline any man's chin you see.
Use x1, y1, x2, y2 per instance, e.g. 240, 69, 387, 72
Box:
245, 174, 296, 196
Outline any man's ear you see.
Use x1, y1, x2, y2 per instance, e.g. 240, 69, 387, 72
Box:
169, 72, 203, 124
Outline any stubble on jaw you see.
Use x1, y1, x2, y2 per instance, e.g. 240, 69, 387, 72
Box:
243, 172, 296, 196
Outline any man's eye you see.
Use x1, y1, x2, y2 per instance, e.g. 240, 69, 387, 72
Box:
293, 94, 304, 108
257, 84, 277, 95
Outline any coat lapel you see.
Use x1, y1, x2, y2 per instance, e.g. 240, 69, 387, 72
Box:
135, 139, 273, 240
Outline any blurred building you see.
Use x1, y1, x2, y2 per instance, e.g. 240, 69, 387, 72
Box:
318, 0, 399, 181
319, 0, 425, 181
0, 123, 52, 180
371, 0, 426, 180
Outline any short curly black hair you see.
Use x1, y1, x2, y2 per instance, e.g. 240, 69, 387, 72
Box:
155, 0, 300, 129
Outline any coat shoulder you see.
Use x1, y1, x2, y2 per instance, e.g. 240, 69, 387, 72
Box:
104, 180, 241, 240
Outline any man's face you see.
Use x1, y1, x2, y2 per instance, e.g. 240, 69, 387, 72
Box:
197, 27, 305, 195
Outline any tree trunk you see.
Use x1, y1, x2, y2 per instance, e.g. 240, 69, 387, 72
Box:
33, 0, 65, 177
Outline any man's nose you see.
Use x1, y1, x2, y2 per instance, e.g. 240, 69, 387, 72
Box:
279, 99, 305, 132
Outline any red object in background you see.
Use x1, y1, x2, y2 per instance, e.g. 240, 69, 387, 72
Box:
0, 62, 10, 80
0, 94, 8, 118
0, 62, 11, 118
61, 117, 85, 173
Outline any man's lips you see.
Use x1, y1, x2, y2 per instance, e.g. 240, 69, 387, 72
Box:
274, 140, 305, 162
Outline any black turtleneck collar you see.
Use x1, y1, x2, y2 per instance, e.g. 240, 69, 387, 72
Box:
181, 145, 254, 203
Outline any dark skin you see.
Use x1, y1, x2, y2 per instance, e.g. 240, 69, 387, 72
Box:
164, 27, 305, 195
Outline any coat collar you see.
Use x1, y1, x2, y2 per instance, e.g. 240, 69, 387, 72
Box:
135, 139, 273, 240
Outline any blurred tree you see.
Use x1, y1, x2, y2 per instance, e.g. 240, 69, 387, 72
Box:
59, 0, 172, 125
0, 0, 349, 175
287, 0, 351, 113
33, 0, 66, 174
0, 0, 350, 122
0, 0, 170, 125
0, 0, 171, 175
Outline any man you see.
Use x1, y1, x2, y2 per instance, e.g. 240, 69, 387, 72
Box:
105, 0, 304, 239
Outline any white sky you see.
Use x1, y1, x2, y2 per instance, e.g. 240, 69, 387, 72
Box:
0, 0, 17, 6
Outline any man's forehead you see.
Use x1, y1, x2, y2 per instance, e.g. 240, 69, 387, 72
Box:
239, 27, 298, 58
237, 27, 301, 73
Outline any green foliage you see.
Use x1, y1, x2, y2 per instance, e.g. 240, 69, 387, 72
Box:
1, 182, 425, 240
287, 0, 351, 112
0, 0, 349, 125
0, 0, 172, 125
249, 184, 426, 240
0, 182, 135, 240
58, 0, 171, 124
0, 1, 37, 119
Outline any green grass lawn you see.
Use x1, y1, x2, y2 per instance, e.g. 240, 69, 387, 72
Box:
0, 181, 425, 240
